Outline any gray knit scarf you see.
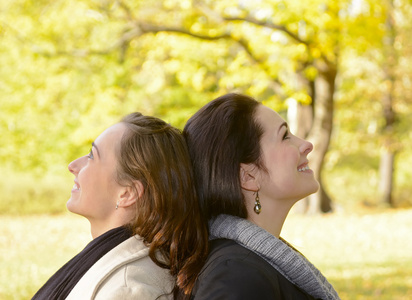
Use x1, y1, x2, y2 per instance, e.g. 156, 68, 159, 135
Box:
209, 214, 340, 300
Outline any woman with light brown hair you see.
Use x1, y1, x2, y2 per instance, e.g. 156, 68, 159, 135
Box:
32, 112, 208, 299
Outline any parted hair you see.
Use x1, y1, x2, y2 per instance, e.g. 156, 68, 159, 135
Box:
183, 93, 265, 221
116, 112, 208, 297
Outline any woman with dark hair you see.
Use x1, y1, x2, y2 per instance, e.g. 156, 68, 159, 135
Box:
183, 94, 340, 300
32, 112, 208, 299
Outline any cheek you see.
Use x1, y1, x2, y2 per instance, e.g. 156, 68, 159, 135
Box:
264, 148, 297, 171
281, 149, 300, 171
265, 150, 299, 182
104, 169, 121, 191
77, 168, 100, 199
78, 170, 90, 191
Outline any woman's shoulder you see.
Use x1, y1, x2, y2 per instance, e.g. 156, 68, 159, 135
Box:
68, 235, 174, 299
199, 238, 280, 278
202, 238, 274, 272
94, 255, 174, 299
192, 238, 315, 300
95, 236, 174, 299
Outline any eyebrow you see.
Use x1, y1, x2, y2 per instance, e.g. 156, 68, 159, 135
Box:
92, 142, 100, 157
278, 122, 288, 134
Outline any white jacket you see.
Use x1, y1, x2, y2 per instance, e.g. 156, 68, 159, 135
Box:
66, 235, 175, 299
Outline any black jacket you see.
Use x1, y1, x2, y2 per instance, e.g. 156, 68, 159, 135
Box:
192, 239, 317, 300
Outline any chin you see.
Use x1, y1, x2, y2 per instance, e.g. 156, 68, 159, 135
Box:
313, 180, 320, 193
66, 198, 79, 214
300, 181, 320, 199
307, 176, 320, 193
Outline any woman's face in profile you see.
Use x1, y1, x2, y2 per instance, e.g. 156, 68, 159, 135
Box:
254, 105, 319, 203
67, 123, 127, 221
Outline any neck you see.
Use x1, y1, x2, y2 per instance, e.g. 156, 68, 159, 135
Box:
246, 195, 297, 238
88, 210, 134, 239
89, 221, 118, 239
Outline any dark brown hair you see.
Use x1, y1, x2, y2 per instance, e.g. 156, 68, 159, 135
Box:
116, 112, 208, 297
183, 93, 265, 221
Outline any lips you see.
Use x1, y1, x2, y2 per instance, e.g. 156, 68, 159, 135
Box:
72, 181, 80, 191
297, 162, 311, 172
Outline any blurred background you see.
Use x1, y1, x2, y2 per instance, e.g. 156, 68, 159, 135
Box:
1, 0, 411, 299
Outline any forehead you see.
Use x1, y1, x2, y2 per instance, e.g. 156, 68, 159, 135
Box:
94, 123, 127, 156
255, 105, 285, 133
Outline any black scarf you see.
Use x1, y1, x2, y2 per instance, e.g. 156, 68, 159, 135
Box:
32, 226, 132, 300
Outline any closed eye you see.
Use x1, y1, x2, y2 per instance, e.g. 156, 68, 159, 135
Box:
87, 148, 94, 159
282, 129, 290, 140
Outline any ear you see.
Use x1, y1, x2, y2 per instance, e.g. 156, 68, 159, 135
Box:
239, 163, 259, 192
118, 180, 144, 208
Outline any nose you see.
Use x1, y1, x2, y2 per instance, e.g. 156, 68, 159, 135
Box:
68, 156, 85, 175
298, 138, 314, 156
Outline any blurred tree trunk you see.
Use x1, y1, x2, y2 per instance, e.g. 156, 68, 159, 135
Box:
288, 60, 336, 214
305, 60, 336, 214
380, 0, 397, 207
288, 71, 313, 214
287, 69, 314, 140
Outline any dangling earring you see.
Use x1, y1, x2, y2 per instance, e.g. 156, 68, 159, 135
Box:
115, 201, 119, 210
254, 190, 261, 214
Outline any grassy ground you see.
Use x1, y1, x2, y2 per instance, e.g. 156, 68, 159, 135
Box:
282, 209, 412, 300
0, 214, 90, 299
1, 209, 411, 299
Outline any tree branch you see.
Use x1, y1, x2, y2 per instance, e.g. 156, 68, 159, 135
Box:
223, 16, 308, 45
136, 23, 282, 87
138, 23, 232, 41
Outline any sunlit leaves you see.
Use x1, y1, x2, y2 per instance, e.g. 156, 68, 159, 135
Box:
1, 0, 411, 202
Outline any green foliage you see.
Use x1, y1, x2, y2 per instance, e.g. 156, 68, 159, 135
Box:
0, 0, 412, 210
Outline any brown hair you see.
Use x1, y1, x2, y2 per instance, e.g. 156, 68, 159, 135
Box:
116, 112, 208, 297
183, 93, 265, 221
